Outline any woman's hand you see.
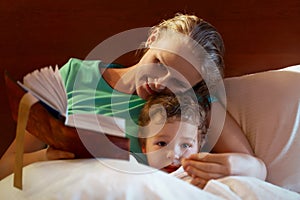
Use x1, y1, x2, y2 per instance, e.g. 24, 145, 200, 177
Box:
181, 152, 267, 189
44, 146, 75, 161
0, 142, 75, 180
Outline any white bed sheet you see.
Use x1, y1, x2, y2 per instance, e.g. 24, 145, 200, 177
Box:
1, 158, 299, 200
0, 158, 221, 200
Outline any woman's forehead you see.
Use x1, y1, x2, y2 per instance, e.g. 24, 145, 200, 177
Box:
151, 30, 205, 61
158, 50, 202, 86
151, 36, 203, 77
151, 36, 196, 58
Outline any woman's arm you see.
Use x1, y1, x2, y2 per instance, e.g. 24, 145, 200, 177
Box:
210, 101, 253, 154
210, 102, 267, 178
0, 130, 75, 180
181, 102, 267, 189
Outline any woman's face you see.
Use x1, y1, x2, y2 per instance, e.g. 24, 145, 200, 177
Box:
135, 39, 202, 100
142, 120, 199, 173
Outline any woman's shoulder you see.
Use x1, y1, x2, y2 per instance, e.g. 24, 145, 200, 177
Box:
59, 58, 102, 82
67, 58, 102, 67
62, 58, 124, 69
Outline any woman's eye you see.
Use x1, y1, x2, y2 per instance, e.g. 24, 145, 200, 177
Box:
172, 78, 188, 88
156, 61, 167, 72
156, 141, 167, 147
159, 64, 167, 72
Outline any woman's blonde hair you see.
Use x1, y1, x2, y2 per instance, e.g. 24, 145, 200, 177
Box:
148, 13, 225, 75
142, 14, 225, 112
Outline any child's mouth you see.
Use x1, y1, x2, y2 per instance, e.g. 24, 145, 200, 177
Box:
162, 165, 181, 173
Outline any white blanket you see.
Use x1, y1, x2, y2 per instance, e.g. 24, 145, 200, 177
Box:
0, 158, 220, 200
0, 158, 299, 200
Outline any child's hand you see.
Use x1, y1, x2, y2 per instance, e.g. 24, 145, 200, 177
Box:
44, 146, 75, 160
181, 153, 230, 188
181, 152, 267, 189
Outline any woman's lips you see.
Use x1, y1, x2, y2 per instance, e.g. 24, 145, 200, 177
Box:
145, 83, 156, 95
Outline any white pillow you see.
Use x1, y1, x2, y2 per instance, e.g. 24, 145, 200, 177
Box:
0, 158, 220, 200
219, 65, 300, 192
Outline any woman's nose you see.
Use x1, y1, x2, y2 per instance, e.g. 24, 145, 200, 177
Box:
148, 77, 166, 92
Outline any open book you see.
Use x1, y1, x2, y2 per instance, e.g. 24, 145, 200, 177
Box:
5, 66, 130, 160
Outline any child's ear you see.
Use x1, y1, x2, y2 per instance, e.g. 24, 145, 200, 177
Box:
140, 140, 147, 154
145, 29, 158, 47
141, 144, 146, 153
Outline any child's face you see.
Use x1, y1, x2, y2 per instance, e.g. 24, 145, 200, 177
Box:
142, 120, 199, 173
134, 35, 203, 100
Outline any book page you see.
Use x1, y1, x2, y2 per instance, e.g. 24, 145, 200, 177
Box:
39, 66, 67, 112
66, 113, 126, 138
5, 68, 129, 160
23, 66, 67, 115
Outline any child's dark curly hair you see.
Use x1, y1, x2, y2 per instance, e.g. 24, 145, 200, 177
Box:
138, 93, 207, 149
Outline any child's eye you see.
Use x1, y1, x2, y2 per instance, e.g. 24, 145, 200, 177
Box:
181, 143, 192, 149
156, 141, 167, 147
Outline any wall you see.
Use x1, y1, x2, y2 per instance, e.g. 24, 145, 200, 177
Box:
1, 0, 300, 157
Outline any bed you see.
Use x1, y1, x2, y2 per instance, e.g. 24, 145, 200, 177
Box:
1, 0, 300, 199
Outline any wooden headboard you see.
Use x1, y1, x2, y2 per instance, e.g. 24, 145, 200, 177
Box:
1, 0, 300, 157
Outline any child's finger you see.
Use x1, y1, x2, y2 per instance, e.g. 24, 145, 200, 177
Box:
184, 165, 226, 180
183, 159, 229, 174
188, 153, 232, 165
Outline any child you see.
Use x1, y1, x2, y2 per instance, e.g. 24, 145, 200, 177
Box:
138, 93, 207, 174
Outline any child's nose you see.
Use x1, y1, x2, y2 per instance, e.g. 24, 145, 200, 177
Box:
166, 149, 181, 160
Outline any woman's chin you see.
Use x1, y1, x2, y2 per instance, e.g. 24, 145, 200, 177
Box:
137, 92, 149, 100
136, 88, 151, 100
